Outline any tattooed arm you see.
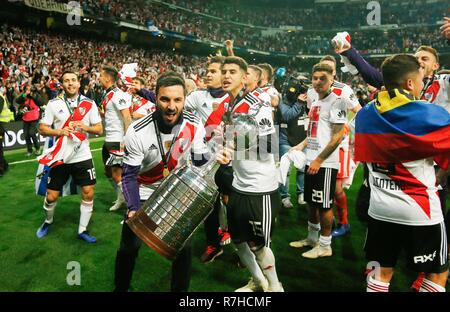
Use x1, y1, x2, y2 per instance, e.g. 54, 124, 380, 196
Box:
307, 123, 345, 175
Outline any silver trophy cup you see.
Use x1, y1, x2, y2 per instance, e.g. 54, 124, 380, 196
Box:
126, 160, 220, 260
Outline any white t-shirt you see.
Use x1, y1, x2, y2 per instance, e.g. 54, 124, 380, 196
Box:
229, 92, 279, 194
103, 87, 132, 142
305, 90, 348, 169
40, 94, 101, 164
123, 111, 208, 200
367, 158, 443, 226
185, 90, 229, 124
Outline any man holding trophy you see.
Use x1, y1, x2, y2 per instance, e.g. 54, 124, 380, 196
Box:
113, 71, 230, 292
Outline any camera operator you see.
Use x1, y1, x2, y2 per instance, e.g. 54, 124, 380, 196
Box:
277, 75, 310, 208
16, 84, 43, 156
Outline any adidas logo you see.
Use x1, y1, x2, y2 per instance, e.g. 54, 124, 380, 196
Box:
202, 103, 207, 108
259, 118, 272, 128
58, 109, 64, 114
148, 144, 158, 151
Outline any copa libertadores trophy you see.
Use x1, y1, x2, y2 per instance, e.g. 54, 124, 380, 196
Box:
126, 111, 260, 260
125, 155, 220, 260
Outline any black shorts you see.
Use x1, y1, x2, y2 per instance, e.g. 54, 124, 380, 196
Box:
214, 165, 234, 195
227, 189, 280, 247
304, 166, 338, 209
364, 217, 448, 273
102, 142, 122, 166
47, 159, 96, 191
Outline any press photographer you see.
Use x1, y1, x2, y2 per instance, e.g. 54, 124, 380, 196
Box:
15, 85, 43, 156
276, 75, 310, 208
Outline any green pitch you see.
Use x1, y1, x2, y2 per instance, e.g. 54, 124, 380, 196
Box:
0, 138, 417, 291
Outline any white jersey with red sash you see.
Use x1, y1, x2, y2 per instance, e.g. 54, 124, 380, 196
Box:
102, 87, 131, 142
131, 94, 156, 116
367, 159, 443, 226
39, 94, 101, 166
185, 89, 229, 124
206, 89, 278, 193
123, 110, 208, 200
261, 85, 280, 99
422, 74, 450, 112
250, 87, 272, 105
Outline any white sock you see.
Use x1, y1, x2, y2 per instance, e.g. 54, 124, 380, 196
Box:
419, 278, 446, 292
79, 200, 93, 234
307, 221, 320, 243
116, 182, 124, 204
235, 243, 266, 284
254, 247, 280, 288
43, 198, 56, 224
367, 276, 390, 292
319, 235, 332, 248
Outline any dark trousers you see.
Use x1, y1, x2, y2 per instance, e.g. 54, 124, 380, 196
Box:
204, 197, 221, 247
438, 185, 450, 239
203, 165, 234, 247
114, 220, 192, 292
0, 123, 8, 174
23, 120, 40, 153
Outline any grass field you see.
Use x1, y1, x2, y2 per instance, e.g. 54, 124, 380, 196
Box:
0, 138, 419, 292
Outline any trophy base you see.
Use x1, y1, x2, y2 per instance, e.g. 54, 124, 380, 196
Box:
126, 209, 178, 261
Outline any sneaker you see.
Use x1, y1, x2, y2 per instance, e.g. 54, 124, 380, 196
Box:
35, 147, 43, 156
289, 238, 318, 248
302, 245, 332, 259
235, 278, 268, 292
26, 152, 33, 157
36, 222, 52, 238
281, 197, 293, 209
267, 282, 284, 292
297, 193, 306, 205
218, 229, 231, 246
109, 200, 125, 211
332, 223, 350, 237
200, 245, 223, 263
78, 231, 97, 243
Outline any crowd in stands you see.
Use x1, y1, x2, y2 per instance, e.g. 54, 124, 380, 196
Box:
76, 0, 449, 30
0, 24, 206, 120
58, 0, 449, 55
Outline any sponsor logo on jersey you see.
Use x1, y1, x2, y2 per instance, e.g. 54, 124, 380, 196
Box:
259, 118, 272, 129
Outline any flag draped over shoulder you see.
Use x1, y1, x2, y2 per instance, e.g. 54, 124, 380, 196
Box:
355, 89, 450, 169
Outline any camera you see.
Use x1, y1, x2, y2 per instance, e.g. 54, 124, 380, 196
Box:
279, 75, 311, 103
